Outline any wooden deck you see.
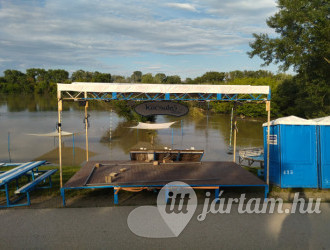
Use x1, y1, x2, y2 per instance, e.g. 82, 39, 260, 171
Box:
61, 161, 268, 206
64, 161, 266, 188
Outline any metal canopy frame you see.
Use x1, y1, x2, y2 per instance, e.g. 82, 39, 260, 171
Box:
57, 82, 272, 189
60, 91, 270, 102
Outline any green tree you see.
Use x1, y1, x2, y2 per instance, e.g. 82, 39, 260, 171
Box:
92, 71, 111, 82
193, 71, 225, 84
165, 75, 181, 84
26, 68, 39, 83
141, 73, 154, 83
131, 71, 142, 83
154, 73, 166, 83
248, 0, 329, 73
248, 0, 330, 117
225, 70, 274, 81
185, 77, 193, 84
48, 69, 69, 83
72, 70, 93, 82
112, 75, 127, 83
29, 69, 49, 83
0, 76, 5, 91
3, 70, 30, 92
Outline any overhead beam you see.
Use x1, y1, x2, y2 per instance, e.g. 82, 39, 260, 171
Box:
58, 82, 270, 97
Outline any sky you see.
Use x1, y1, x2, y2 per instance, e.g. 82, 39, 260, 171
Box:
0, 0, 282, 79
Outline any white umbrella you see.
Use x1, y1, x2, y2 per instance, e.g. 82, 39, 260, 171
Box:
129, 122, 176, 130
27, 131, 83, 137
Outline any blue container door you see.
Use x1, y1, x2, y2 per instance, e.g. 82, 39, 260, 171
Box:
263, 125, 281, 186
320, 126, 330, 188
280, 125, 318, 188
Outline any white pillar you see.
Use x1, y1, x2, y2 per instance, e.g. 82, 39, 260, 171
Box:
57, 91, 63, 188
233, 120, 237, 163
84, 92, 89, 162
266, 101, 271, 185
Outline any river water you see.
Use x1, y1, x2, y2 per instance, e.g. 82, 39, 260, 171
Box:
0, 95, 265, 165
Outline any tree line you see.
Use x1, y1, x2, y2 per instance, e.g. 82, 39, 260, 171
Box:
0, 67, 327, 118
0, 68, 327, 118
0, 68, 287, 92
0, 68, 300, 118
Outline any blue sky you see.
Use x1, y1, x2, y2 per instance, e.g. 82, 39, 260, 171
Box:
0, 0, 282, 78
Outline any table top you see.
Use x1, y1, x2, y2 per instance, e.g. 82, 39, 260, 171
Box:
0, 161, 46, 185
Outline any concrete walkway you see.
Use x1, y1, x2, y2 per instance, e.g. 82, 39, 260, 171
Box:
0, 204, 329, 249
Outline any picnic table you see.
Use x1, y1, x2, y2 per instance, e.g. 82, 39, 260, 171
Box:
0, 161, 57, 208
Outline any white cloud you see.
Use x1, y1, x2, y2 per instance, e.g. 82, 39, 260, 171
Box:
144, 66, 162, 70
0, 0, 278, 75
165, 3, 197, 12
203, 0, 277, 18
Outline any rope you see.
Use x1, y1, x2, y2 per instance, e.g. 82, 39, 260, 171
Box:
83, 114, 90, 129
56, 111, 63, 132
116, 187, 150, 193
114, 186, 219, 194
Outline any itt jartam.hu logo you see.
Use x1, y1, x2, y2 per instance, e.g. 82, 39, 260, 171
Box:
127, 181, 321, 238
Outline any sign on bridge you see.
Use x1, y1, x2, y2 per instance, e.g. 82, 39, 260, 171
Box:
134, 101, 189, 117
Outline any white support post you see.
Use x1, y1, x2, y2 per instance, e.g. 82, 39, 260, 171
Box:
233, 120, 237, 163
57, 91, 63, 188
266, 101, 271, 185
109, 108, 113, 142
85, 92, 89, 162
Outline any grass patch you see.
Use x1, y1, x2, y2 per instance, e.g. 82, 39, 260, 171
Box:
0, 165, 81, 201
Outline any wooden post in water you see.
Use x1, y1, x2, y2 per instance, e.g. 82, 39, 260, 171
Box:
8, 132, 11, 163
171, 127, 174, 148
233, 120, 237, 162
85, 92, 89, 162
57, 91, 63, 188
109, 108, 113, 142
266, 101, 271, 185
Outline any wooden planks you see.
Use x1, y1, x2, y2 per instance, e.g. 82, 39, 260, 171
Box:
64, 161, 266, 188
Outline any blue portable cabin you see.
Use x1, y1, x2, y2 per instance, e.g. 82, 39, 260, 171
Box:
313, 116, 330, 189
263, 116, 318, 188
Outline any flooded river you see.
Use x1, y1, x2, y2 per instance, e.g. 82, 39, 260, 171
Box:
0, 95, 265, 165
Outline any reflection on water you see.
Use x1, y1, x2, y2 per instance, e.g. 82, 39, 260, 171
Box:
0, 95, 265, 165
